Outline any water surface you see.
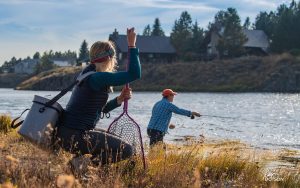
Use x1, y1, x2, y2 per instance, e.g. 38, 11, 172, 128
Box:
1, 88, 299, 150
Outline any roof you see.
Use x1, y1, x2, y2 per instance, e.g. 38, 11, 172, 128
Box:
15, 59, 39, 67
109, 34, 176, 54
50, 57, 76, 62
243, 29, 269, 49
208, 29, 269, 50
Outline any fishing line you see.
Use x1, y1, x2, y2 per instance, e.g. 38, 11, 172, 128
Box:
199, 114, 280, 125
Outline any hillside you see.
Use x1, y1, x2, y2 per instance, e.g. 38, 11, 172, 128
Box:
0, 73, 30, 88
15, 53, 300, 92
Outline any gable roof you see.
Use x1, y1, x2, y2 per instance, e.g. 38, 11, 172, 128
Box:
109, 34, 176, 54
208, 29, 269, 51
243, 29, 269, 49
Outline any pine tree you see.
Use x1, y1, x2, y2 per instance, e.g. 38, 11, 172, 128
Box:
151, 18, 165, 36
78, 40, 89, 62
214, 8, 247, 58
33, 52, 40, 59
143, 24, 151, 36
170, 11, 193, 58
254, 1, 300, 53
35, 52, 55, 73
243, 17, 251, 29
191, 21, 205, 55
254, 11, 275, 38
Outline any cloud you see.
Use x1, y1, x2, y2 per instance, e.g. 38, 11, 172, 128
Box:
109, 0, 218, 11
0, 0, 292, 64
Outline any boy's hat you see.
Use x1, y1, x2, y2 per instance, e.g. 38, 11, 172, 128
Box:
162, 89, 177, 97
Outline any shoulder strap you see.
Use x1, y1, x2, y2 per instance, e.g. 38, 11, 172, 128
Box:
10, 71, 95, 129
44, 71, 95, 107
11, 108, 30, 128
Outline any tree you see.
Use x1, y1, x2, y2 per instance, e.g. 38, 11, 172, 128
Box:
78, 40, 89, 62
35, 52, 55, 73
151, 18, 165, 36
190, 21, 205, 57
243, 17, 251, 29
254, 1, 300, 53
254, 11, 275, 38
170, 11, 193, 58
143, 24, 151, 36
213, 8, 247, 58
33, 52, 40, 59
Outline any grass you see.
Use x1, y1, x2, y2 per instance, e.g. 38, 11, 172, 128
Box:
0, 114, 15, 134
1, 114, 300, 187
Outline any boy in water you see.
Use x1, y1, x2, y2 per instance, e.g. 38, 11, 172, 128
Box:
147, 89, 200, 146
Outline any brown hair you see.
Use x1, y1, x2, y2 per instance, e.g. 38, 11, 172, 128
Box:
90, 41, 117, 72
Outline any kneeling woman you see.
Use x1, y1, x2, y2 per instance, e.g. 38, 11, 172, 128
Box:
56, 28, 141, 165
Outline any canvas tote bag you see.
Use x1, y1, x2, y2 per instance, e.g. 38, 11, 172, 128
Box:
11, 71, 95, 148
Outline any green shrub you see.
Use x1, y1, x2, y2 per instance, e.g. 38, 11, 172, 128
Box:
0, 114, 13, 133
289, 49, 300, 57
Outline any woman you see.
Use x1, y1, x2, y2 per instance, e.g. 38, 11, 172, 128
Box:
56, 28, 141, 165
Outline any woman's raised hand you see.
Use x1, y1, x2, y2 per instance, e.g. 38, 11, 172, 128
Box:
127, 27, 136, 47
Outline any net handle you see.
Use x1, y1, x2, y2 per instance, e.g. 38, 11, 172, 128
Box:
123, 47, 130, 111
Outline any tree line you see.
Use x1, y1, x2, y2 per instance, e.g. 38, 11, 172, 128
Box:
142, 0, 300, 59
0, 40, 89, 74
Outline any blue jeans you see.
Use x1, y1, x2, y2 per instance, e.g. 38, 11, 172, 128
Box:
56, 125, 133, 165
147, 128, 164, 146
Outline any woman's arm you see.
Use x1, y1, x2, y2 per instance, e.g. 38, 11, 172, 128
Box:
88, 48, 141, 90
102, 88, 132, 113
89, 27, 141, 91
102, 97, 121, 113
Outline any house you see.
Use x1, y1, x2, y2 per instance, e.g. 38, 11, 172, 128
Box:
14, 59, 39, 74
109, 29, 176, 63
207, 29, 270, 58
50, 57, 76, 67
243, 30, 270, 55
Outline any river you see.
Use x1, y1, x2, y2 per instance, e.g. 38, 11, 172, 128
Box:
1, 88, 299, 150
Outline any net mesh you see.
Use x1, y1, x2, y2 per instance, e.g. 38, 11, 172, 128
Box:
107, 113, 145, 167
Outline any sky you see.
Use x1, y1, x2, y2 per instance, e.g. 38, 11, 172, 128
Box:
0, 0, 292, 65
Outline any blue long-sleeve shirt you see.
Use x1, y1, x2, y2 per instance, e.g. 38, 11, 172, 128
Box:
147, 98, 192, 133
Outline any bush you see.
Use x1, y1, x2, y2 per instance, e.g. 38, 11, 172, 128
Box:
289, 49, 300, 57
0, 114, 13, 133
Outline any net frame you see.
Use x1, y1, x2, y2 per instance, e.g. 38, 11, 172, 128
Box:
107, 47, 146, 169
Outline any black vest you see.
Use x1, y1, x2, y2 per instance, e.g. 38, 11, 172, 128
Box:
62, 65, 109, 130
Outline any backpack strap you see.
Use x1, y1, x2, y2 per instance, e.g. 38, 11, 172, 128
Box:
44, 71, 95, 107
10, 71, 95, 129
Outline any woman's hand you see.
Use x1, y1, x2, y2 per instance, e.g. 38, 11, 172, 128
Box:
117, 87, 132, 104
127, 27, 136, 47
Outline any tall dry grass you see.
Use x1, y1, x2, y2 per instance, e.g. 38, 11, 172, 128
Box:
0, 114, 14, 134
1, 114, 300, 187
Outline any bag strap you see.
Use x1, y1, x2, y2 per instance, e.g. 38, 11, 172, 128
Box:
11, 108, 30, 128
10, 71, 95, 129
44, 71, 95, 107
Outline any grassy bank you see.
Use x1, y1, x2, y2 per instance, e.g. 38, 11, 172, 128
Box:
13, 53, 300, 92
1, 114, 300, 187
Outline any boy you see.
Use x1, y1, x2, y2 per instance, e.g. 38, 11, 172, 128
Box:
147, 89, 200, 146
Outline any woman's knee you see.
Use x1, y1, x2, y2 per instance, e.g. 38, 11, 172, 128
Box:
121, 143, 134, 159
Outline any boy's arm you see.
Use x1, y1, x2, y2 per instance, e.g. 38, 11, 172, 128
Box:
168, 103, 191, 117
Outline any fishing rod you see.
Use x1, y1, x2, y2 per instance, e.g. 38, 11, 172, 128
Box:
191, 114, 280, 125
